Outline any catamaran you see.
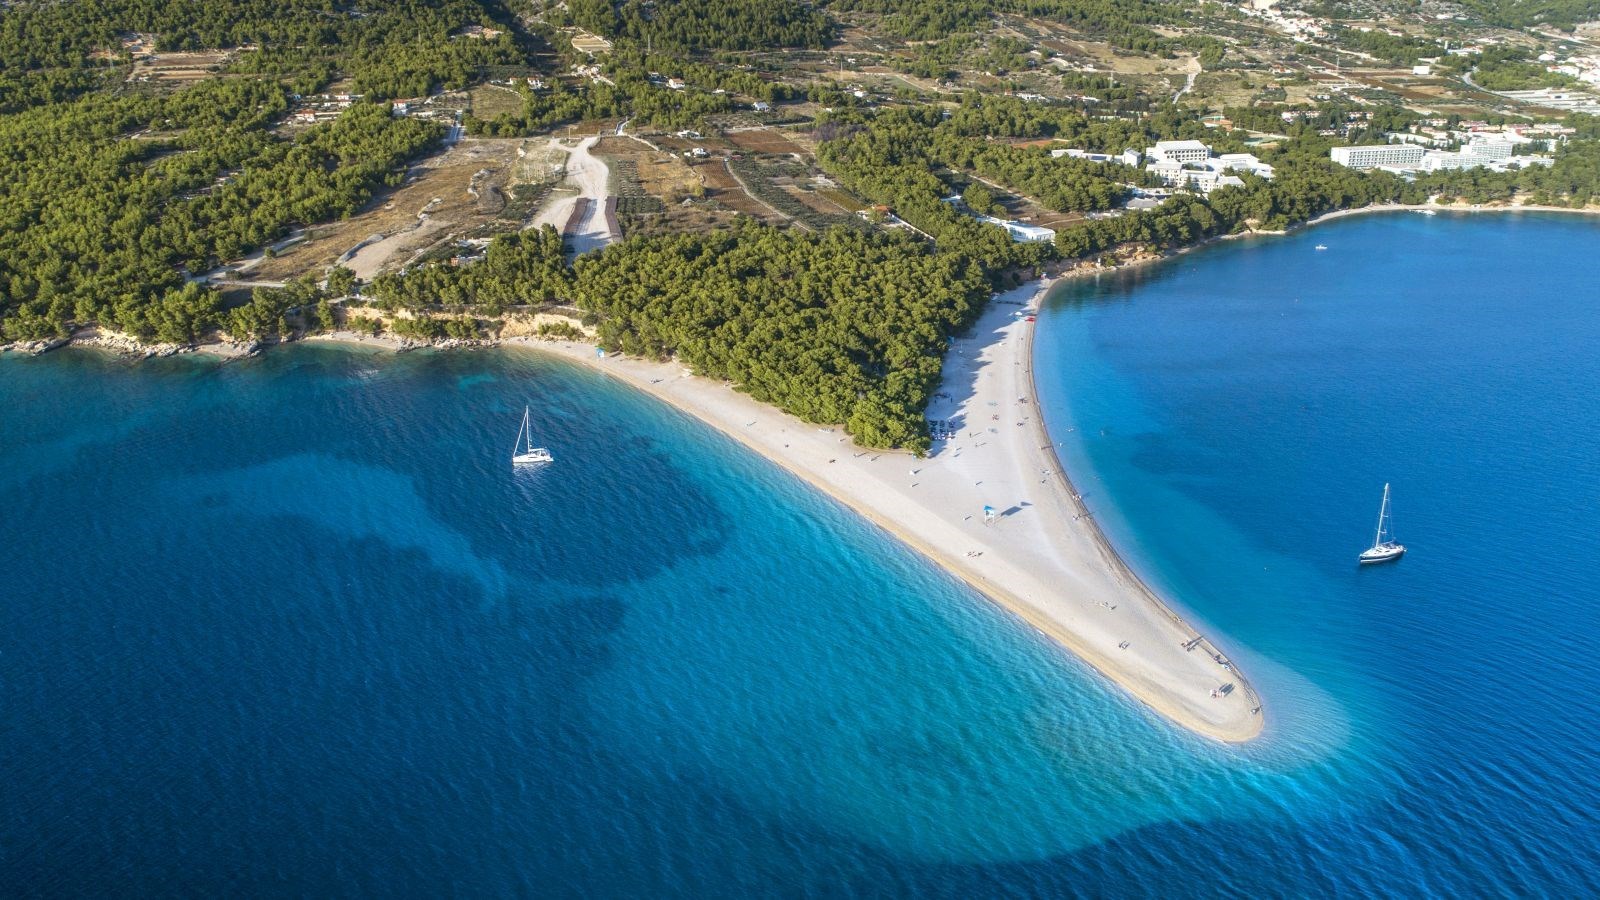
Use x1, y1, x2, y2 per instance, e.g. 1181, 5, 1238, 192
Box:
1358, 483, 1405, 564
511, 406, 553, 466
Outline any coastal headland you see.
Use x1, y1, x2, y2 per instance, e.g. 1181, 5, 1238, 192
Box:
530, 280, 1266, 743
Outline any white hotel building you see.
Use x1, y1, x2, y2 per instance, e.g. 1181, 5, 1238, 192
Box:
1147, 139, 1213, 164
1142, 140, 1275, 194
1333, 139, 1550, 174
1330, 144, 1426, 170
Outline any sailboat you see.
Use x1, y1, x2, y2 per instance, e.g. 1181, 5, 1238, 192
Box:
511, 406, 553, 466
1358, 483, 1405, 564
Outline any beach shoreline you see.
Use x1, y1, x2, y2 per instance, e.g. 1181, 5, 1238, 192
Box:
513, 281, 1266, 743
1043, 199, 1600, 285
13, 201, 1597, 740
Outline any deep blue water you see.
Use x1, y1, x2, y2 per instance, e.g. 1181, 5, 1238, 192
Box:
2, 212, 1598, 895
1034, 211, 1600, 895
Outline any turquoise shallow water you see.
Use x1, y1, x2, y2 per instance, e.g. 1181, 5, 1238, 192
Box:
2, 212, 1599, 894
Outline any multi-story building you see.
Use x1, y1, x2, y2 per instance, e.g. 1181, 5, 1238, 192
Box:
1330, 144, 1427, 169
1145, 139, 1213, 165
1419, 148, 1554, 172
1460, 138, 1515, 162
1142, 142, 1271, 194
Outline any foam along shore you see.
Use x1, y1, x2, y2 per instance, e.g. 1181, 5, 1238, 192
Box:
524, 280, 1265, 743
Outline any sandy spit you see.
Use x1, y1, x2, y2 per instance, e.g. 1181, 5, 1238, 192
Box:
512, 281, 1266, 743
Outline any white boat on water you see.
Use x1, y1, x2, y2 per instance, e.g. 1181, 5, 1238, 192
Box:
511, 406, 553, 466
1358, 483, 1405, 564
1315, 244, 1328, 251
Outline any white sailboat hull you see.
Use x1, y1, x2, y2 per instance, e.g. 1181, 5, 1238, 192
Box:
511, 406, 554, 465
1358, 543, 1405, 564
1358, 483, 1404, 564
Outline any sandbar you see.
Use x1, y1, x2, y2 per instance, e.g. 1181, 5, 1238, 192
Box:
523, 280, 1265, 743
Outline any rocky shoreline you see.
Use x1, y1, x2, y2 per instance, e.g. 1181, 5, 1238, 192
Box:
0, 325, 521, 360
1, 327, 260, 360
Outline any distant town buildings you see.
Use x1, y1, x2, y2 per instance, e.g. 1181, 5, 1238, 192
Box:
1495, 88, 1600, 115
1331, 138, 1552, 173
1237, 0, 1325, 40
286, 91, 367, 126
1420, 137, 1552, 172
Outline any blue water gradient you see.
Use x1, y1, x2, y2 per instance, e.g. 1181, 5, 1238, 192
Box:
2, 212, 1597, 894
1034, 211, 1600, 895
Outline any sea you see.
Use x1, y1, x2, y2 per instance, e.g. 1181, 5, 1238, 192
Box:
2, 212, 1598, 896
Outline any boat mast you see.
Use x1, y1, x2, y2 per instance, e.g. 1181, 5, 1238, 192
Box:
522, 406, 531, 454
1373, 483, 1391, 548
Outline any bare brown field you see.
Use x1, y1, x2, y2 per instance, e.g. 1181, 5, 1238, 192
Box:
727, 128, 806, 156
856, 66, 953, 96
126, 49, 231, 83
591, 136, 704, 204
655, 134, 738, 153
1188, 72, 1259, 108
620, 205, 742, 239
592, 136, 652, 156
696, 160, 787, 222
827, 25, 896, 55
511, 141, 568, 185
568, 31, 613, 54
1026, 209, 1086, 231
998, 195, 1082, 231
248, 138, 532, 282
637, 154, 702, 202
545, 118, 628, 139
816, 186, 866, 213
782, 185, 850, 217
1034, 24, 1193, 76
469, 84, 525, 119
773, 127, 821, 156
